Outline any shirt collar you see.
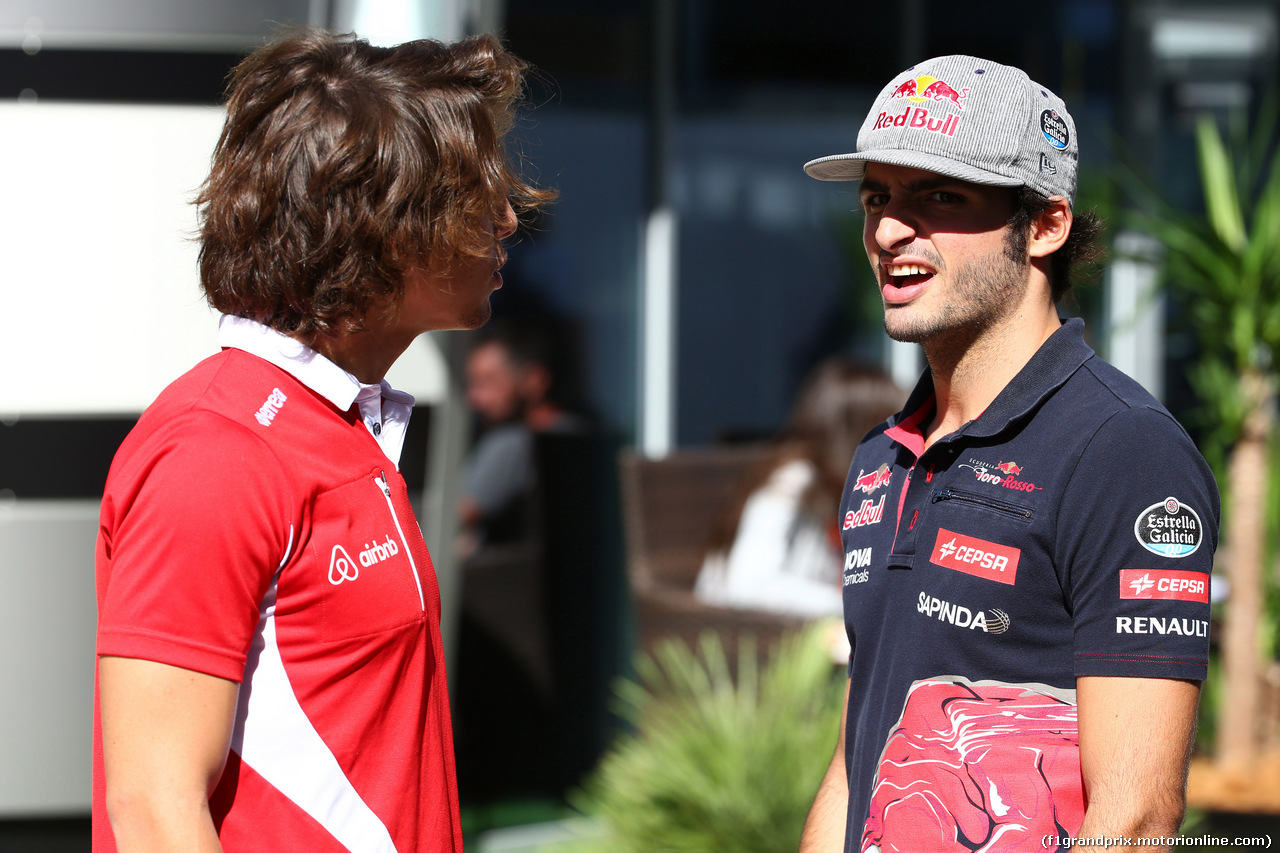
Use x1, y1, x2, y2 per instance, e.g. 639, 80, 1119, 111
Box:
886, 317, 1094, 455
216, 315, 415, 411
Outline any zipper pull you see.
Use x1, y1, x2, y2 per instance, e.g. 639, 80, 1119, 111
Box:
377, 471, 391, 497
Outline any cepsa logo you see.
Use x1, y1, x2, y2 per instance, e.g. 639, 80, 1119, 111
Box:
1119, 569, 1210, 603
930, 528, 1020, 585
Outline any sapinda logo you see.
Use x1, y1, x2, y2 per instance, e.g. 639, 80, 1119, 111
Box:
1118, 569, 1209, 603
916, 592, 1010, 634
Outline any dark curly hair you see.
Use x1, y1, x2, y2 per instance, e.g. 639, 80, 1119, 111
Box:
196, 29, 554, 338
1004, 186, 1106, 303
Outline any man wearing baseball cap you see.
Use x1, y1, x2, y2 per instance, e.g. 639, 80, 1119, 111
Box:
799, 56, 1218, 852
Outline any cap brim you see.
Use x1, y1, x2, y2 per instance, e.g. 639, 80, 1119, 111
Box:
803, 149, 1024, 188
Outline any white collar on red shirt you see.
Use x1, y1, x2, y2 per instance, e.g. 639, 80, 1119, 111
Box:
217, 315, 414, 468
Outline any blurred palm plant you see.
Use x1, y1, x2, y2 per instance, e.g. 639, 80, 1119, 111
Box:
565, 625, 846, 853
1126, 105, 1280, 767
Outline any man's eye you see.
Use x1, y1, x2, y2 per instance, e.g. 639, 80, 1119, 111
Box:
861, 194, 887, 209
931, 191, 963, 203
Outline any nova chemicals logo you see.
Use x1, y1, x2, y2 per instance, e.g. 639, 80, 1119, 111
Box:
843, 547, 872, 586
1133, 497, 1203, 558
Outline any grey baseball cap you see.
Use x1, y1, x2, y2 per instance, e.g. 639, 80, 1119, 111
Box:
803, 55, 1078, 204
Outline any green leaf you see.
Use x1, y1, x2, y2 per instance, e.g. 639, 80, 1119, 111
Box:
571, 625, 846, 853
1196, 116, 1248, 253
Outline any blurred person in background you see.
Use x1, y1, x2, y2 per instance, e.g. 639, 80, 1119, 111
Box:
452, 314, 597, 802
457, 316, 585, 556
799, 55, 1218, 852
695, 359, 904, 618
93, 29, 550, 853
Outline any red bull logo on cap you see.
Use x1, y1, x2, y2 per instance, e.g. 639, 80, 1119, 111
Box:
874, 73, 970, 139
891, 74, 970, 111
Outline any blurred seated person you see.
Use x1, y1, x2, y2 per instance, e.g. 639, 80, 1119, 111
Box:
695, 360, 904, 617
458, 317, 584, 554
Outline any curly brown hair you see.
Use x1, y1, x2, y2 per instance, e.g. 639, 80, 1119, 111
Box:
1004, 186, 1106, 303
196, 29, 554, 338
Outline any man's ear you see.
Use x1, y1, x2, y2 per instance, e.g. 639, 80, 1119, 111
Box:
1028, 196, 1072, 259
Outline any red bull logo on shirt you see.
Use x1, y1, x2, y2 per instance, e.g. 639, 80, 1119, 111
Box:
853, 464, 893, 495
844, 495, 886, 530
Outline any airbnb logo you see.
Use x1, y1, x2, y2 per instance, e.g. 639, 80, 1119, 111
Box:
328, 545, 359, 585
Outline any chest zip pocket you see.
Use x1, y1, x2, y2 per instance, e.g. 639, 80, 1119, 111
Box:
932, 487, 1033, 521
375, 472, 425, 610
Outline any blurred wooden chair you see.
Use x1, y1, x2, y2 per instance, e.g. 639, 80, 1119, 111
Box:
619, 445, 811, 662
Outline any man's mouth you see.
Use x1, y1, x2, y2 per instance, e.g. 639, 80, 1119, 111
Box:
884, 262, 935, 288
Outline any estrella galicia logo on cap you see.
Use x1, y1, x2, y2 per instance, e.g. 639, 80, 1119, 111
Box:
1040, 109, 1069, 150
1134, 497, 1203, 558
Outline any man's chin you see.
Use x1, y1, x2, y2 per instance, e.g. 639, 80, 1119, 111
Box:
883, 316, 933, 344
459, 302, 493, 331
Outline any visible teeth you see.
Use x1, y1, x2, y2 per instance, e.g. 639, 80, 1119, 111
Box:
888, 265, 928, 277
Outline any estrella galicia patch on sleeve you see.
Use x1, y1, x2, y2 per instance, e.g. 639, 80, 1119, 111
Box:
1133, 497, 1203, 558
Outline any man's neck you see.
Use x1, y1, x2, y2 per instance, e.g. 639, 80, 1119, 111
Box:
920, 303, 1061, 450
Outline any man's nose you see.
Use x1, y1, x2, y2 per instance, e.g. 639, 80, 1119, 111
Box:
496, 200, 518, 240
874, 207, 916, 250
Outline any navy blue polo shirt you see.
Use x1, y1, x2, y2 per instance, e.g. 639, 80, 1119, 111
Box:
839, 318, 1219, 853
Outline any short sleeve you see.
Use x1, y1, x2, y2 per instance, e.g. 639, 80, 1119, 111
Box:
96, 413, 295, 682
1056, 406, 1220, 681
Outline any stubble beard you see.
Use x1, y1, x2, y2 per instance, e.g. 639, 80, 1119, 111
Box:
459, 298, 493, 331
881, 238, 1030, 348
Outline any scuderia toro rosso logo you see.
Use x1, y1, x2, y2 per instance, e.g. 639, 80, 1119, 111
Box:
1134, 497, 1203, 558
959, 458, 1040, 493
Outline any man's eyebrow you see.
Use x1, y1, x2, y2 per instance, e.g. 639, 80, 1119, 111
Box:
858, 175, 972, 194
